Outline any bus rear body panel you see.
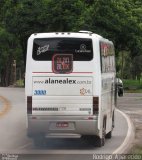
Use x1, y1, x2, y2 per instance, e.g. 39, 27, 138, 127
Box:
25, 32, 116, 142
32, 76, 93, 116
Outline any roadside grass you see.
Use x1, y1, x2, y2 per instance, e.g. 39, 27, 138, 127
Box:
129, 146, 142, 160
125, 89, 142, 93
16, 79, 24, 87
133, 147, 142, 154
120, 79, 142, 159
123, 79, 142, 93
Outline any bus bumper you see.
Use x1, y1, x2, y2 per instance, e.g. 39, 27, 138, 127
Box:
27, 115, 99, 138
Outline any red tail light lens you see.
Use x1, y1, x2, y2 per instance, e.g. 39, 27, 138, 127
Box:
27, 96, 32, 114
93, 97, 99, 114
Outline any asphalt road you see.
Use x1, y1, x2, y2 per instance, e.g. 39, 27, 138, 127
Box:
0, 88, 129, 160
117, 93, 142, 148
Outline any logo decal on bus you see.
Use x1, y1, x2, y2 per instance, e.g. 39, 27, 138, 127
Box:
34, 90, 47, 95
75, 44, 91, 53
80, 88, 91, 96
52, 54, 73, 74
37, 45, 49, 55
80, 44, 86, 51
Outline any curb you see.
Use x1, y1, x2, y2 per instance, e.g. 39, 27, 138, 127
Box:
113, 109, 135, 154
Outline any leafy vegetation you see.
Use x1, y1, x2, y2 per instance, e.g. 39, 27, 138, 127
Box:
0, 0, 142, 86
123, 79, 142, 92
129, 147, 142, 160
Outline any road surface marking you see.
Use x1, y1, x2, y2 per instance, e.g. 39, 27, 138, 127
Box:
0, 96, 11, 117
17, 142, 33, 150
113, 109, 135, 154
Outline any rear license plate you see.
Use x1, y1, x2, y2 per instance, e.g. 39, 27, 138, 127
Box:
56, 122, 69, 128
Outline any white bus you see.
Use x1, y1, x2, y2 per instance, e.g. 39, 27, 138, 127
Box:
25, 31, 121, 147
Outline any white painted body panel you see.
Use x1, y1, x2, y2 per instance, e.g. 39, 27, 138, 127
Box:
25, 32, 116, 139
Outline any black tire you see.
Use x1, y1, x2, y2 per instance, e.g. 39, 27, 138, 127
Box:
102, 127, 106, 146
112, 112, 115, 128
95, 137, 103, 147
81, 135, 103, 147
81, 135, 89, 141
106, 131, 112, 139
106, 113, 114, 139
82, 121, 106, 147
96, 126, 106, 147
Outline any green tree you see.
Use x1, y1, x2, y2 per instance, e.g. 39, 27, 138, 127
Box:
131, 55, 142, 81
0, 0, 142, 83
2, 0, 84, 64
0, 27, 21, 86
80, 0, 142, 79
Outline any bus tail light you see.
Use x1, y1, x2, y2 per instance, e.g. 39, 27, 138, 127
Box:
27, 96, 32, 114
93, 97, 99, 114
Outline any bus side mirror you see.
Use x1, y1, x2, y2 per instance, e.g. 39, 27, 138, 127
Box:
118, 86, 124, 97
116, 78, 124, 97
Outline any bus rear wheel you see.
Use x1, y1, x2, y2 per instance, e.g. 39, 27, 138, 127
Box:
96, 127, 106, 147
106, 131, 112, 139
106, 114, 114, 139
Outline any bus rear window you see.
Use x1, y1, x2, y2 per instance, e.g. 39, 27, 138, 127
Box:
32, 38, 93, 61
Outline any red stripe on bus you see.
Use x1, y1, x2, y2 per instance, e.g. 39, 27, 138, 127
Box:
32, 72, 93, 74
